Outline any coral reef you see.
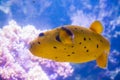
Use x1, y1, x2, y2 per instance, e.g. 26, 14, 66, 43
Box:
0, 20, 73, 80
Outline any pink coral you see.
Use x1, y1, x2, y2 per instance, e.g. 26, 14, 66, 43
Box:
0, 20, 73, 80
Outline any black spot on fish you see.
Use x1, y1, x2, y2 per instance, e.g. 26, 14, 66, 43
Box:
56, 35, 61, 42
67, 55, 70, 56
86, 50, 89, 52
79, 42, 82, 44
64, 48, 66, 50
71, 46, 74, 48
97, 44, 99, 48
89, 38, 91, 40
39, 33, 44, 37
38, 41, 40, 44
61, 27, 74, 37
53, 46, 57, 49
84, 37, 86, 41
84, 46, 86, 48
72, 52, 75, 54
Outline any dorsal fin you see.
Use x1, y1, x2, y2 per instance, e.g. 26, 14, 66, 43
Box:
90, 21, 103, 34
59, 27, 74, 44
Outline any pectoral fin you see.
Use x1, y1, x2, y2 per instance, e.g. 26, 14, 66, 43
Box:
90, 21, 103, 34
96, 51, 108, 68
59, 27, 74, 44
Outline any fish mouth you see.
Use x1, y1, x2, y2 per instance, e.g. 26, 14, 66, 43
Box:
28, 41, 34, 51
28, 44, 32, 51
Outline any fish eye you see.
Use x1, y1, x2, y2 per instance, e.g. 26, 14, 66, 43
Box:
39, 32, 44, 37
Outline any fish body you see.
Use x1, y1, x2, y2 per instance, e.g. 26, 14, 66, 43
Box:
29, 21, 110, 68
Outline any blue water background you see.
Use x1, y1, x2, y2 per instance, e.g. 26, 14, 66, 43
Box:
0, 0, 120, 80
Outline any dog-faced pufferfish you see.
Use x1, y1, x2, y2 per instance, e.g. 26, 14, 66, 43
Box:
29, 21, 110, 68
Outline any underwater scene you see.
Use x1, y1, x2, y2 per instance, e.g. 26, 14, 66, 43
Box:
0, 0, 120, 80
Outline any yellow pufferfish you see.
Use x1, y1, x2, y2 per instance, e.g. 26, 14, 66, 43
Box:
29, 21, 110, 68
